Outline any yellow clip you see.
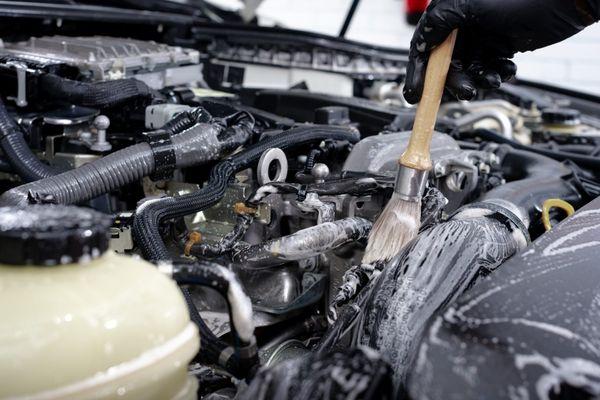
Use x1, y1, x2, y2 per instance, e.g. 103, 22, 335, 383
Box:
184, 231, 202, 257
542, 199, 575, 231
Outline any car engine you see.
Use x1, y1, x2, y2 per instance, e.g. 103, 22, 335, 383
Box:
2, 29, 600, 400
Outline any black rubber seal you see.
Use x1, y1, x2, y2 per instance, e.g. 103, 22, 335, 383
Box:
143, 129, 176, 181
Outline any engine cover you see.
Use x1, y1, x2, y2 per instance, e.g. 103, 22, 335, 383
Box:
0, 36, 202, 89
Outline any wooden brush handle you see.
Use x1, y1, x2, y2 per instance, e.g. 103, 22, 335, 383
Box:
400, 30, 457, 171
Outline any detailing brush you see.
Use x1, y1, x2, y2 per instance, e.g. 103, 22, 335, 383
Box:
362, 30, 457, 264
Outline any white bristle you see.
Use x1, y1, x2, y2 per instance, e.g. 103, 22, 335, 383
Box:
362, 193, 421, 264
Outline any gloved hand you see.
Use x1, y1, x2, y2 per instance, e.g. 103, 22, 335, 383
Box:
403, 0, 600, 104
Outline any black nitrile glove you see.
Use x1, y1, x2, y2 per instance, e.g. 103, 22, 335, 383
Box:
404, 0, 600, 104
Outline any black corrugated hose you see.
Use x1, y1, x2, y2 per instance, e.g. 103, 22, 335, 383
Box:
0, 98, 55, 182
132, 125, 361, 261
0, 74, 156, 183
38, 74, 154, 109
0, 108, 216, 206
482, 146, 581, 220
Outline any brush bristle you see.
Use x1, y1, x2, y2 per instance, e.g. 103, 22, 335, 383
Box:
362, 193, 421, 264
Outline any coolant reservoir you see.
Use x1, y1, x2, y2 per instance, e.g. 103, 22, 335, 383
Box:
0, 206, 199, 400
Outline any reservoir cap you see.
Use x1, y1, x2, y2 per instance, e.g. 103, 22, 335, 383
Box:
541, 108, 581, 126
0, 205, 112, 266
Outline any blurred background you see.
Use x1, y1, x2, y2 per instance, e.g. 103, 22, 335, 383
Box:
207, 0, 600, 95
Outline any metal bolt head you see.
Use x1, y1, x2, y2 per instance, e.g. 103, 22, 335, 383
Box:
311, 163, 330, 182
94, 115, 110, 130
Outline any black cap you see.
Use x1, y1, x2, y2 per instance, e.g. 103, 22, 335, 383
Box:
542, 108, 581, 126
315, 106, 351, 126
0, 205, 112, 266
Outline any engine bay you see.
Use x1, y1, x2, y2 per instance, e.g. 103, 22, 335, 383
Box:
2, 21, 600, 400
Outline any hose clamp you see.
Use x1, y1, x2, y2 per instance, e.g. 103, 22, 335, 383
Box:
453, 201, 531, 246
143, 129, 176, 181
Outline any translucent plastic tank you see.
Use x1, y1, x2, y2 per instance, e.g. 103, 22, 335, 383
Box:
0, 206, 199, 400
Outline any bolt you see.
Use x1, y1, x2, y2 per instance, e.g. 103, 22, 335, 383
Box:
94, 115, 110, 130
311, 163, 330, 183
91, 115, 112, 152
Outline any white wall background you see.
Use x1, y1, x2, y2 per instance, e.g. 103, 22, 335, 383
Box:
209, 0, 600, 95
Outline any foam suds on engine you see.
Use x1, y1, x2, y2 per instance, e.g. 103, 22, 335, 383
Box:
408, 198, 600, 400
359, 214, 521, 389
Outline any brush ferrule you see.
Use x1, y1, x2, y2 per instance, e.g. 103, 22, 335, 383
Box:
394, 167, 428, 202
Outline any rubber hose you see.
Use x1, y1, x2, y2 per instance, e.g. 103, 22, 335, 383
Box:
535, 143, 597, 155
482, 148, 581, 221
0, 104, 205, 185
360, 205, 527, 388
0, 116, 252, 207
180, 287, 227, 363
0, 98, 55, 182
232, 217, 372, 269
1, 142, 155, 206
172, 262, 254, 344
173, 262, 259, 378
181, 287, 250, 376
466, 128, 600, 169
38, 74, 154, 108
132, 125, 360, 261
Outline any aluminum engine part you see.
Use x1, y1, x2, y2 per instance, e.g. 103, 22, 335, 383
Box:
169, 181, 253, 244
440, 100, 534, 142
1, 36, 202, 89
343, 132, 463, 177
343, 132, 496, 211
